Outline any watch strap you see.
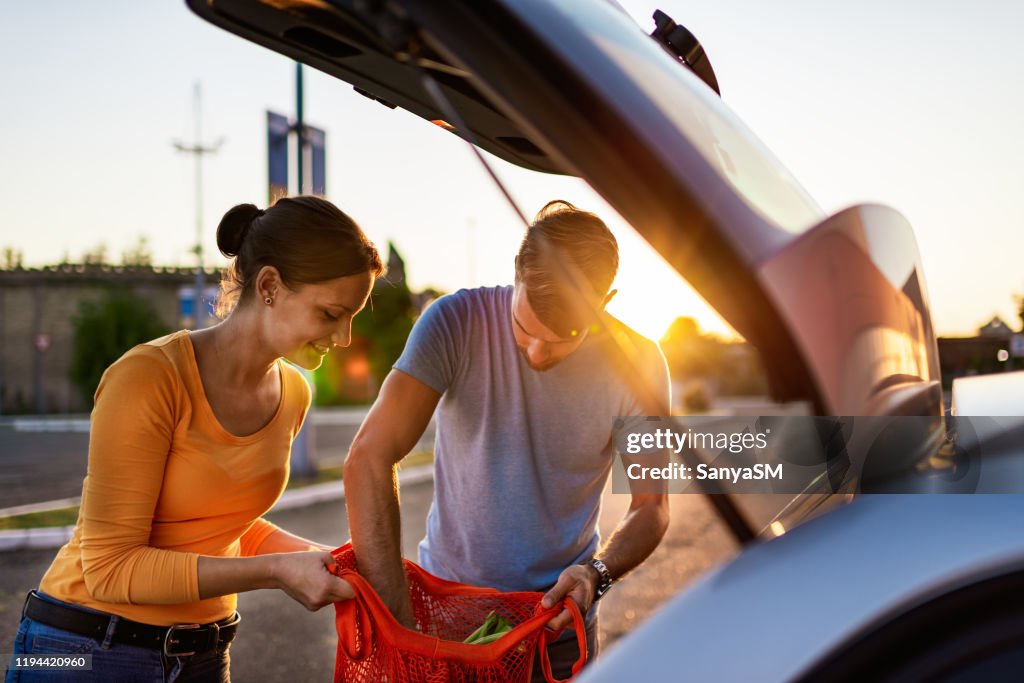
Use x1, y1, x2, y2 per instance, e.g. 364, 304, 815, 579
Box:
588, 558, 613, 601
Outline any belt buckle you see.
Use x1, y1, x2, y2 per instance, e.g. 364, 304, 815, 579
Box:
164, 622, 218, 657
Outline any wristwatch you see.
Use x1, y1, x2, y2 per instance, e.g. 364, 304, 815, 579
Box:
587, 558, 614, 602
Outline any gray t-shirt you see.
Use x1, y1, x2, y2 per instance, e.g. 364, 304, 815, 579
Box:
394, 285, 669, 593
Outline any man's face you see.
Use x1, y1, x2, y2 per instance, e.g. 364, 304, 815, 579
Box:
510, 286, 592, 372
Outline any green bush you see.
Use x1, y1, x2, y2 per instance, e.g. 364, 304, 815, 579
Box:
69, 288, 170, 406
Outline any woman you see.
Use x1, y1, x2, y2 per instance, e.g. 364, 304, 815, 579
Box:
7, 197, 384, 682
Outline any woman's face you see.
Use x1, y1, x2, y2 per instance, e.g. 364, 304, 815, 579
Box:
264, 270, 375, 370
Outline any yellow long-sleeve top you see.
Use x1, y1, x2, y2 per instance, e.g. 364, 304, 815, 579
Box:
39, 330, 311, 626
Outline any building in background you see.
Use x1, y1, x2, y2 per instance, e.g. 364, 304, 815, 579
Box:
938, 315, 1023, 385
0, 264, 219, 414
0, 243, 431, 414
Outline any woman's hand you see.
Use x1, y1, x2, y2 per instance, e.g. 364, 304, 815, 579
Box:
268, 551, 355, 611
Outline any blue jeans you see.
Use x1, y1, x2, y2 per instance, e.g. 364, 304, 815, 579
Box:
4, 593, 230, 683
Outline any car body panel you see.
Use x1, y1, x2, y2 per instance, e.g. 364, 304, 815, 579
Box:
578, 495, 1024, 683
759, 203, 942, 416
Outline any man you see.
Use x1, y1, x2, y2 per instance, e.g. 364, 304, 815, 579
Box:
344, 200, 670, 679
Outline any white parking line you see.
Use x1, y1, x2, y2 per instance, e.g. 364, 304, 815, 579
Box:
0, 464, 434, 551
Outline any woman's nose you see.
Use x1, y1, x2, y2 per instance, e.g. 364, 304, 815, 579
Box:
331, 321, 352, 348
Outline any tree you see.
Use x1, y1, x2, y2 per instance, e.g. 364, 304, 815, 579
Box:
659, 316, 723, 378
82, 243, 109, 266
356, 280, 416, 386
1, 246, 23, 270
121, 235, 154, 267
69, 289, 171, 406
659, 316, 768, 398
1016, 292, 1024, 333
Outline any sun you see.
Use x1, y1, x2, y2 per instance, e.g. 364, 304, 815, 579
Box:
605, 239, 737, 343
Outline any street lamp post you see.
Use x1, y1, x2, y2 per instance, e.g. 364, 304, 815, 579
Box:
173, 82, 224, 329
296, 63, 305, 195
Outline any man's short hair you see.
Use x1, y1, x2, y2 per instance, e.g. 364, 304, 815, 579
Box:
514, 200, 619, 337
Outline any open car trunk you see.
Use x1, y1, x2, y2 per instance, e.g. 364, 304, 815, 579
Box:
187, 0, 945, 535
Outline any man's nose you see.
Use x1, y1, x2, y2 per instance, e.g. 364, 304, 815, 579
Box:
527, 339, 550, 364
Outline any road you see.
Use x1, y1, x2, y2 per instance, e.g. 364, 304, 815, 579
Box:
0, 426, 90, 508
0, 409, 418, 509
0, 478, 735, 680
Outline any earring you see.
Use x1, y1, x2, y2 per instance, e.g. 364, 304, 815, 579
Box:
264, 296, 273, 305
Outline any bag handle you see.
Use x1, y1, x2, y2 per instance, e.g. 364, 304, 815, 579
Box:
334, 570, 376, 660
537, 598, 588, 683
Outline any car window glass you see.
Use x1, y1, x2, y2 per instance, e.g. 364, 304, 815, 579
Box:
538, 0, 824, 233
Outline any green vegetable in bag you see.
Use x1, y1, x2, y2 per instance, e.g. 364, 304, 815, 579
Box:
463, 611, 513, 644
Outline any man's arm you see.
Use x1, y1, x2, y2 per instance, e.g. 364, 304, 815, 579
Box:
543, 337, 672, 629
343, 369, 441, 629
542, 488, 669, 630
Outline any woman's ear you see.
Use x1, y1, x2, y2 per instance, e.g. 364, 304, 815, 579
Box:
255, 265, 283, 303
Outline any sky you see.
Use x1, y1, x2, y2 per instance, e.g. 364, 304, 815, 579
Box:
1, 1, 1022, 340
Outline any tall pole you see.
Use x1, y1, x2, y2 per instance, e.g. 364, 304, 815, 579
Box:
295, 63, 305, 195
174, 82, 223, 329
192, 84, 204, 328
289, 62, 320, 477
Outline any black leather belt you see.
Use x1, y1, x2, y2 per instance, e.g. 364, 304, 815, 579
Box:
24, 591, 240, 657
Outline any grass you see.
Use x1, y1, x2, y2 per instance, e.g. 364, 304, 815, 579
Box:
1, 451, 434, 529
0, 506, 79, 530
397, 450, 435, 471
286, 464, 346, 489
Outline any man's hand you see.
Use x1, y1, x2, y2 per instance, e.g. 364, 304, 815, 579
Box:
541, 564, 598, 631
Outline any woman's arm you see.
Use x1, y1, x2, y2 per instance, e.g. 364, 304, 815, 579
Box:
198, 551, 353, 610
79, 350, 350, 609
78, 351, 201, 604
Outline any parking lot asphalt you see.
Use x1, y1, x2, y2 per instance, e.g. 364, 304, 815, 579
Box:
0, 477, 734, 680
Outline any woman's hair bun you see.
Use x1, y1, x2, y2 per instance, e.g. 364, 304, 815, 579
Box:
216, 203, 263, 257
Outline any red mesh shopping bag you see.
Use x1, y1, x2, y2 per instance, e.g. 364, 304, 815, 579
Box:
330, 543, 586, 683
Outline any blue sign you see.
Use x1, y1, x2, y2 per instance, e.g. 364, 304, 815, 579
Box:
267, 111, 290, 204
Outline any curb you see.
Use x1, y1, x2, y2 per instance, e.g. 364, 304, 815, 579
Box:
0, 525, 78, 551
0, 464, 434, 552
0, 408, 412, 431
0, 497, 82, 518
